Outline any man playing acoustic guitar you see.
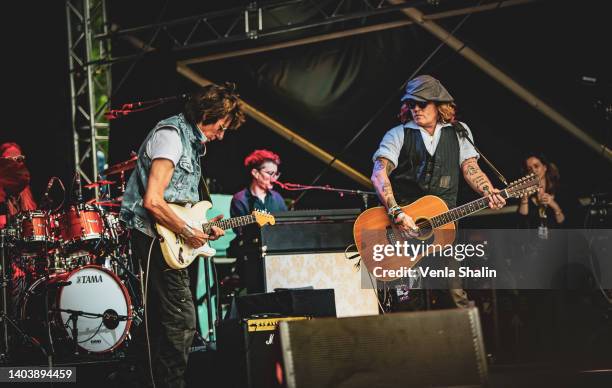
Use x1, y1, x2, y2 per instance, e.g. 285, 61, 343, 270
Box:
371, 75, 505, 308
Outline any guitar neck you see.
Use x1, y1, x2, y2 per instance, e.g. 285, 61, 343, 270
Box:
203, 214, 256, 231
430, 189, 510, 228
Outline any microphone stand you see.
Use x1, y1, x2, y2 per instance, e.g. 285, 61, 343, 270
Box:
276, 182, 376, 210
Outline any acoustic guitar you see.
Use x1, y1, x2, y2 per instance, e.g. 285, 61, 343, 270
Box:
353, 174, 539, 281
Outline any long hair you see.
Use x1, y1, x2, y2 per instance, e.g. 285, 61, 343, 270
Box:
183, 82, 246, 129
398, 102, 458, 124
524, 153, 560, 195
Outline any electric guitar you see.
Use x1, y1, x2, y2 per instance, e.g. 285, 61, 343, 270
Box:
156, 200, 276, 269
353, 174, 539, 281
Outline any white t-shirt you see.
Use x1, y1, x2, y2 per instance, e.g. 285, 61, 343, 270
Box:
146, 128, 183, 166
372, 121, 479, 167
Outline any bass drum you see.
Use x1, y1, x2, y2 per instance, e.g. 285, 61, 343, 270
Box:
22, 265, 132, 354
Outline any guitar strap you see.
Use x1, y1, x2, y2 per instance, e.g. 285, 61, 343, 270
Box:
198, 174, 212, 203
450, 122, 508, 186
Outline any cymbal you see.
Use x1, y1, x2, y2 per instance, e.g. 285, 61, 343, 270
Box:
84, 180, 115, 189
102, 156, 137, 176
0, 158, 30, 195
88, 199, 122, 207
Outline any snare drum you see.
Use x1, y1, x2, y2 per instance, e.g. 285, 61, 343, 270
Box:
56, 204, 105, 253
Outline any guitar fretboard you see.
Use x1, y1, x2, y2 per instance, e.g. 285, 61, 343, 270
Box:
429, 190, 511, 228
203, 214, 256, 231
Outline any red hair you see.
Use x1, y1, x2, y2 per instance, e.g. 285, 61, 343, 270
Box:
0, 142, 22, 156
244, 149, 281, 170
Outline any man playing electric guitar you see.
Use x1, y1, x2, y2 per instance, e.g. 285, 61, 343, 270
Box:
119, 83, 245, 387
371, 75, 505, 308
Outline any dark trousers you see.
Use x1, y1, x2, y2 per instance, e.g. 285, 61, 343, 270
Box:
131, 229, 196, 388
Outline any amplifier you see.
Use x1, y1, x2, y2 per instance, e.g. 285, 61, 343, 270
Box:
217, 316, 310, 388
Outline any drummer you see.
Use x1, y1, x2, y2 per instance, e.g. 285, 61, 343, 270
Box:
0, 142, 37, 229
0, 142, 38, 312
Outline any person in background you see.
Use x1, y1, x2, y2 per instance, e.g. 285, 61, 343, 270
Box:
518, 153, 572, 230
230, 149, 287, 237
0, 142, 37, 228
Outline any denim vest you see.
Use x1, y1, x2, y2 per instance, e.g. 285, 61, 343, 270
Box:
389, 125, 460, 207
119, 113, 205, 237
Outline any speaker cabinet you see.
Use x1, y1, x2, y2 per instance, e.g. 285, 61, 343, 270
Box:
279, 308, 488, 388
264, 252, 379, 318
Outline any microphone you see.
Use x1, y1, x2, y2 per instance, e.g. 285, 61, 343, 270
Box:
102, 309, 130, 329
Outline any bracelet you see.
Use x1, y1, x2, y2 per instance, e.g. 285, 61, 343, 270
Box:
387, 205, 401, 215
393, 212, 406, 225
554, 210, 563, 216
387, 206, 402, 222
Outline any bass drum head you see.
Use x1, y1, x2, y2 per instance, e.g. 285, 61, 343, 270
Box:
58, 265, 132, 353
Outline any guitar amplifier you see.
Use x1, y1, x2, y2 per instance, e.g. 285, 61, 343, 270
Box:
232, 209, 360, 294
217, 316, 311, 388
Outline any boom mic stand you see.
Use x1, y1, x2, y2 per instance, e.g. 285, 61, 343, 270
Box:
275, 181, 376, 210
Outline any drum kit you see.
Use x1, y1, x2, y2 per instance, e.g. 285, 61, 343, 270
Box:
0, 156, 140, 361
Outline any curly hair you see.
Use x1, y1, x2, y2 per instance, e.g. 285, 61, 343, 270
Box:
244, 149, 281, 171
183, 82, 246, 130
523, 153, 560, 195
398, 102, 457, 124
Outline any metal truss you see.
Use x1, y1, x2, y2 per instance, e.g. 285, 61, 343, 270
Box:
66, 0, 112, 198
90, 0, 517, 66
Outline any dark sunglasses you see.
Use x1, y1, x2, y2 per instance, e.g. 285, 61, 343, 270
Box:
406, 100, 430, 110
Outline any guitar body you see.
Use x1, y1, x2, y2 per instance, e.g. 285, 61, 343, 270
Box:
155, 201, 276, 270
156, 201, 217, 270
354, 195, 456, 281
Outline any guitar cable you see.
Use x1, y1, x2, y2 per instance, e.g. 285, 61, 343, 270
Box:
143, 236, 157, 388
343, 244, 386, 314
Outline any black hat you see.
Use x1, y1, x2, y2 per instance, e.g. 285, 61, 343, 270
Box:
401, 75, 454, 103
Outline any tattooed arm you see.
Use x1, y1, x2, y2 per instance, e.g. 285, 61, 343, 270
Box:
372, 158, 399, 211
461, 157, 494, 195
461, 157, 506, 209
371, 157, 418, 232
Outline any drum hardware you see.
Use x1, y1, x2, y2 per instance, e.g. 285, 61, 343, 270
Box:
0, 229, 48, 361
54, 307, 131, 355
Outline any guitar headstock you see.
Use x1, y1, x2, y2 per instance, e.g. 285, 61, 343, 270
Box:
252, 210, 276, 226
505, 173, 539, 199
